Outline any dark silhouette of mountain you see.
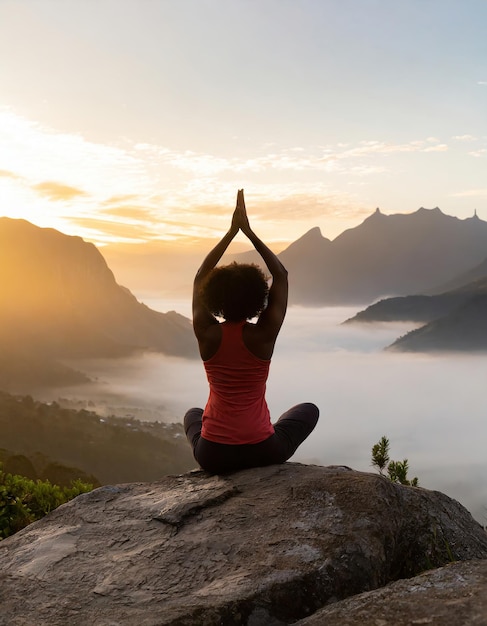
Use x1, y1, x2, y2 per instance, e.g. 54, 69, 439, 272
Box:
343, 293, 463, 324
231, 226, 333, 303
343, 274, 487, 352
344, 275, 487, 324
272, 208, 487, 305
387, 293, 487, 352
103, 207, 487, 307
0, 218, 196, 389
278, 227, 333, 304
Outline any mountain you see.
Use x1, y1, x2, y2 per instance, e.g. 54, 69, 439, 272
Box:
428, 253, 487, 294
231, 226, 333, 303
278, 227, 333, 303
343, 274, 487, 352
343, 293, 463, 324
102, 207, 487, 307
387, 293, 487, 352
274, 208, 487, 305
343, 275, 487, 324
0, 218, 196, 389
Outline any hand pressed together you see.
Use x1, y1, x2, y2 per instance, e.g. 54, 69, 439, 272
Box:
231, 189, 252, 236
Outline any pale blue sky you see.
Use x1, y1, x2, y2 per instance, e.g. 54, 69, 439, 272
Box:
1, 0, 486, 246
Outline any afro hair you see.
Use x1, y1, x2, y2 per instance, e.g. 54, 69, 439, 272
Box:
200, 262, 269, 322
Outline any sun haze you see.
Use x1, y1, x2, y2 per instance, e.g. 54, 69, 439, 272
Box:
1, 1, 486, 248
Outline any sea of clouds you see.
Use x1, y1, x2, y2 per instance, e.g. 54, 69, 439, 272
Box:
57, 300, 487, 525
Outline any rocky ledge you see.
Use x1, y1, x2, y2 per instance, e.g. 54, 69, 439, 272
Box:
1, 463, 486, 625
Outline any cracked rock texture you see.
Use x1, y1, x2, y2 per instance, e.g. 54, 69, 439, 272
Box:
1, 463, 486, 625
296, 559, 487, 625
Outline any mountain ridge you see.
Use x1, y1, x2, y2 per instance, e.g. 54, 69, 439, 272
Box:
228, 206, 487, 305
283, 207, 487, 304
344, 275, 487, 352
0, 217, 197, 391
387, 293, 487, 352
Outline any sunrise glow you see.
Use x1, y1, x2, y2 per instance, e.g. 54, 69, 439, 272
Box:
1, 1, 486, 249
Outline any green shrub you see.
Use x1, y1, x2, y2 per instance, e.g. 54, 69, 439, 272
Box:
0, 463, 93, 539
371, 436, 419, 487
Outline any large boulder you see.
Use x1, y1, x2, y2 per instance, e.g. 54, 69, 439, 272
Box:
1, 463, 486, 625
296, 559, 487, 626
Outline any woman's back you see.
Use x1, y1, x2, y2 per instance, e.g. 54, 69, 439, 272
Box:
202, 321, 274, 445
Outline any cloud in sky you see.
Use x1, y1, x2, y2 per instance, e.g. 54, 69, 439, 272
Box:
136, 138, 451, 178
0, 169, 21, 179
1, 105, 486, 245
422, 144, 448, 153
452, 134, 478, 142
0, 109, 148, 194
468, 149, 487, 158
64, 216, 159, 244
101, 205, 157, 222
1, 0, 487, 245
451, 188, 487, 199
33, 181, 88, 201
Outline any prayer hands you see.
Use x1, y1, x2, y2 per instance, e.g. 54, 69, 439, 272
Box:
231, 189, 252, 236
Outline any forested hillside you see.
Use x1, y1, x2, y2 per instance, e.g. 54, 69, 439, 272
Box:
0, 391, 195, 484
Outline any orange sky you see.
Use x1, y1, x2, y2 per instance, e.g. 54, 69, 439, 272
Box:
1, 1, 486, 250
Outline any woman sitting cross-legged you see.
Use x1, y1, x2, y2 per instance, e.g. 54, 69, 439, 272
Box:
184, 189, 319, 474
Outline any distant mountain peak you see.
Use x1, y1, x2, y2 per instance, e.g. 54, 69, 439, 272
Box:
369, 207, 384, 219
416, 206, 444, 215
360, 207, 385, 227
291, 226, 328, 246
301, 225, 323, 239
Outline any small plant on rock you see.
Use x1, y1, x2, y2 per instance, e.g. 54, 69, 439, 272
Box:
371, 436, 419, 486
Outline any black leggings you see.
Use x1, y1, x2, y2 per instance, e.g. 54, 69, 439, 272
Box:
184, 403, 319, 474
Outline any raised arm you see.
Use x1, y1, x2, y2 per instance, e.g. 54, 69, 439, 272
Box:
192, 198, 240, 340
235, 190, 288, 339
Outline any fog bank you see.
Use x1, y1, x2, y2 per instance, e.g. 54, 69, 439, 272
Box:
55, 301, 487, 525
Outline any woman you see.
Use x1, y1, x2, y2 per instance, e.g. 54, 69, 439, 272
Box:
184, 189, 319, 473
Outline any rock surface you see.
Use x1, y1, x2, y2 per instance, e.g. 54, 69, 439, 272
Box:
296, 559, 487, 626
1, 463, 486, 625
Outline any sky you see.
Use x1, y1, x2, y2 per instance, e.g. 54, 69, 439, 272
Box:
1, 0, 487, 250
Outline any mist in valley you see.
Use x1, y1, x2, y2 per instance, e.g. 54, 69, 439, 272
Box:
46, 299, 487, 525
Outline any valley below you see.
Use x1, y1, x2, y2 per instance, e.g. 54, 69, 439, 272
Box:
32, 300, 487, 527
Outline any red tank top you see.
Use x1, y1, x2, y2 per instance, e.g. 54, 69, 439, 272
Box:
201, 321, 275, 444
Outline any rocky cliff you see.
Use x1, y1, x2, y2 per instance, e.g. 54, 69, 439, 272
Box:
0, 218, 196, 390
1, 463, 486, 625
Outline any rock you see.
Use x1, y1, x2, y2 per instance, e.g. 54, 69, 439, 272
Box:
1, 463, 486, 625
296, 559, 487, 626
